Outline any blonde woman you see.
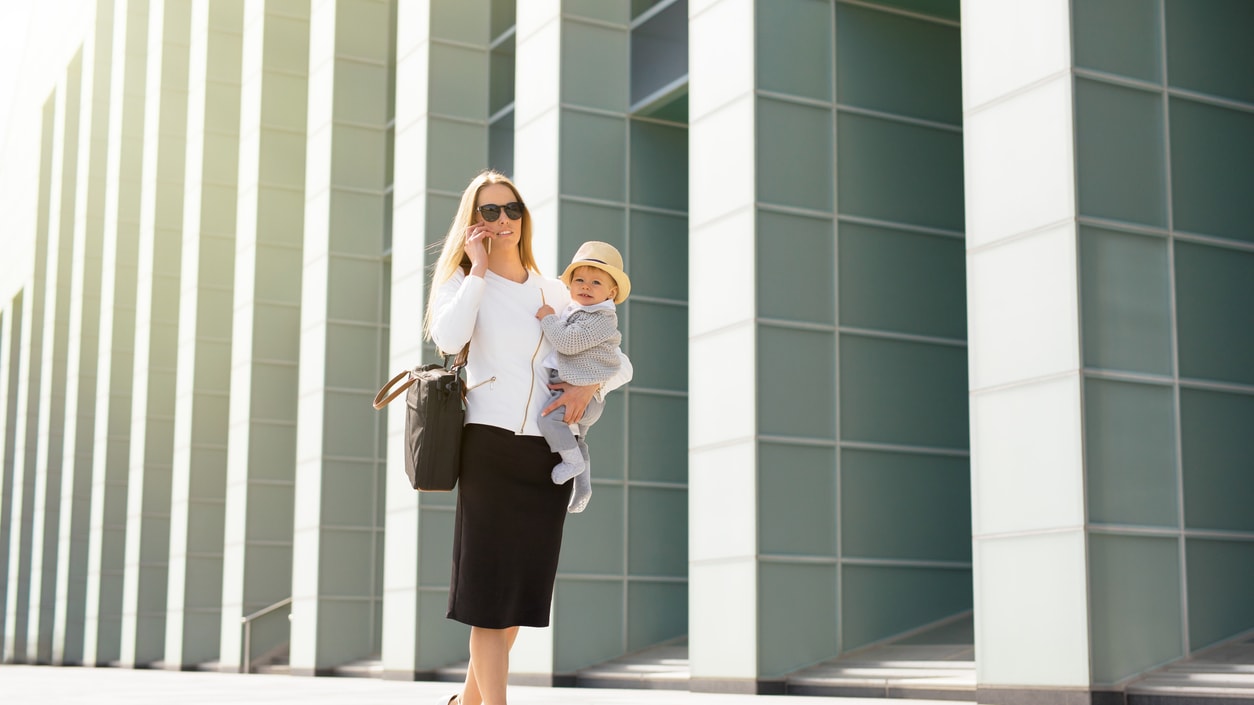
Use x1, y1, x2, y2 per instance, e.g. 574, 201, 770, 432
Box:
425, 170, 632, 705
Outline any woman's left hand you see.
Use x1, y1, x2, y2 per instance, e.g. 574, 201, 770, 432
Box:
543, 382, 598, 424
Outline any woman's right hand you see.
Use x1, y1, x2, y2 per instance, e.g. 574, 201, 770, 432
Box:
464, 222, 491, 276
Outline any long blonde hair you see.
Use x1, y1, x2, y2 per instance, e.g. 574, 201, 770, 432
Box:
423, 169, 539, 341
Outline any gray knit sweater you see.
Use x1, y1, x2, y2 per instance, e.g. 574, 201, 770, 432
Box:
539, 301, 622, 387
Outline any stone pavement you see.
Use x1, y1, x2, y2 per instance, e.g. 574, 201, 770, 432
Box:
0, 665, 959, 705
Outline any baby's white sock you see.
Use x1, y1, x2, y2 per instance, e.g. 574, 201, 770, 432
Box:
552, 447, 585, 484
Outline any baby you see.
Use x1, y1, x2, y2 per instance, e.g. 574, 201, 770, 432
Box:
534, 241, 630, 513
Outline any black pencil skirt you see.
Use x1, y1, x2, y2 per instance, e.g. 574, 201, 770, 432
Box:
447, 423, 571, 628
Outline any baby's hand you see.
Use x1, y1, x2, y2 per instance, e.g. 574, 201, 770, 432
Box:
536, 304, 555, 319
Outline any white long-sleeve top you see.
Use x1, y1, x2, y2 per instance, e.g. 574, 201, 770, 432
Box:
430, 269, 633, 436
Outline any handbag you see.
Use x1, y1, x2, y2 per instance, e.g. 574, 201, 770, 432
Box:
372, 347, 468, 492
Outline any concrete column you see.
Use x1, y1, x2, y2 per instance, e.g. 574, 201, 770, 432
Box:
218, 0, 309, 673
3, 98, 55, 664
52, 0, 116, 667
962, 2, 1091, 704
82, 0, 149, 667
0, 299, 27, 662
164, 0, 244, 670
289, 0, 391, 676
27, 53, 84, 666
380, 0, 488, 680
118, 0, 192, 668
684, 0, 760, 692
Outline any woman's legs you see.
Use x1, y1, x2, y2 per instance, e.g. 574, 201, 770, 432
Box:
460, 626, 519, 705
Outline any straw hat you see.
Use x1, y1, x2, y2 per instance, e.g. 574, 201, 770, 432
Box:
560, 241, 631, 304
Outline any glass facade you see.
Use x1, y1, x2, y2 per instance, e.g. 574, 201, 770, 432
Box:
0, 0, 1251, 702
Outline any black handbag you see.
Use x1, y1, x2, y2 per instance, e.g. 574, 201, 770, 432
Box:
372, 348, 467, 492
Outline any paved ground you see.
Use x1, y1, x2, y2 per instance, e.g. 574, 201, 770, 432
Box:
0, 665, 958, 705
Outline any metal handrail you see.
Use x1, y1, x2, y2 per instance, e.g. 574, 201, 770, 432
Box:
240, 597, 292, 674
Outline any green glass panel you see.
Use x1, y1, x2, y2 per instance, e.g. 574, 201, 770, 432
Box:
1180, 388, 1254, 533
1165, 0, 1254, 104
627, 580, 687, 651
1186, 538, 1254, 649
627, 393, 687, 484
630, 120, 687, 211
1170, 99, 1254, 245
417, 509, 456, 585
864, 0, 959, 22
589, 391, 625, 481
839, 335, 968, 449
427, 118, 489, 193
560, 110, 626, 202
840, 448, 970, 562
759, 443, 836, 557
757, 211, 835, 325
629, 210, 687, 302
836, 2, 961, 125
489, 37, 515, 116
758, 326, 836, 439
627, 486, 687, 577
1074, 79, 1166, 227
558, 484, 625, 574
759, 562, 838, 678
564, 0, 630, 23
756, 0, 833, 101
757, 97, 834, 213
488, 110, 513, 177
836, 112, 964, 231
838, 222, 965, 339
632, 0, 663, 19
1175, 242, 1254, 385
625, 301, 686, 392
1084, 378, 1179, 527
559, 200, 627, 264
431, 0, 490, 45
431, 42, 489, 119
561, 21, 628, 111
416, 589, 468, 668
1079, 226, 1172, 375
1072, 0, 1162, 83
490, 0, 516, 40
554, 578, 625, 671
1089, 534, 1184, 684
841, 564, 972, 650
333, 59, 389, 125
630, 1, 687, 106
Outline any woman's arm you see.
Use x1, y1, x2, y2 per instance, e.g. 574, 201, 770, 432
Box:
429, 271, 483, 354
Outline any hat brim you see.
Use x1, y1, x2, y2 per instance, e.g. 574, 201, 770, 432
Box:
561, 261, 631, 304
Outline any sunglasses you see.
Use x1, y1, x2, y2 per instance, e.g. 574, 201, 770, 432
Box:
476, 201, 524, 222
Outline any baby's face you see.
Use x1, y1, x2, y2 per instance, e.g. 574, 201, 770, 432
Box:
569, 266, 618, 305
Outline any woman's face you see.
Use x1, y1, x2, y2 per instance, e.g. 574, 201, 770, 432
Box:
475, 183, 523, 250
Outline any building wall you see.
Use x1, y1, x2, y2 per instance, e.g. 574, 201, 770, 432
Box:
0, 1, 1251, 701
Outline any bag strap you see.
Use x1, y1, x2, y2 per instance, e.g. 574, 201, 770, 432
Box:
372, 369, 416, 409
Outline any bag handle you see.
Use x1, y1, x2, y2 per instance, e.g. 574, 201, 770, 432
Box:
373, 369, 416, 409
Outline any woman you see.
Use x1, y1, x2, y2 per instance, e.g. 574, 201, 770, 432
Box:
424, 170, 631, 705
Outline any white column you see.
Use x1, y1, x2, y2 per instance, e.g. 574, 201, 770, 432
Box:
686, 0, 760, 691
290, 0, 391, 675
381, 0, 489, 679
962, 2, 1091, 703
83, 0, 151, 667
503, 0, 565, 677
27, 54, 83, 666
219, 0, 309, 673
119, 0, 191, 668
3, 98, 56, 664
164, 0, 244, 670
53, 0, 116, 667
